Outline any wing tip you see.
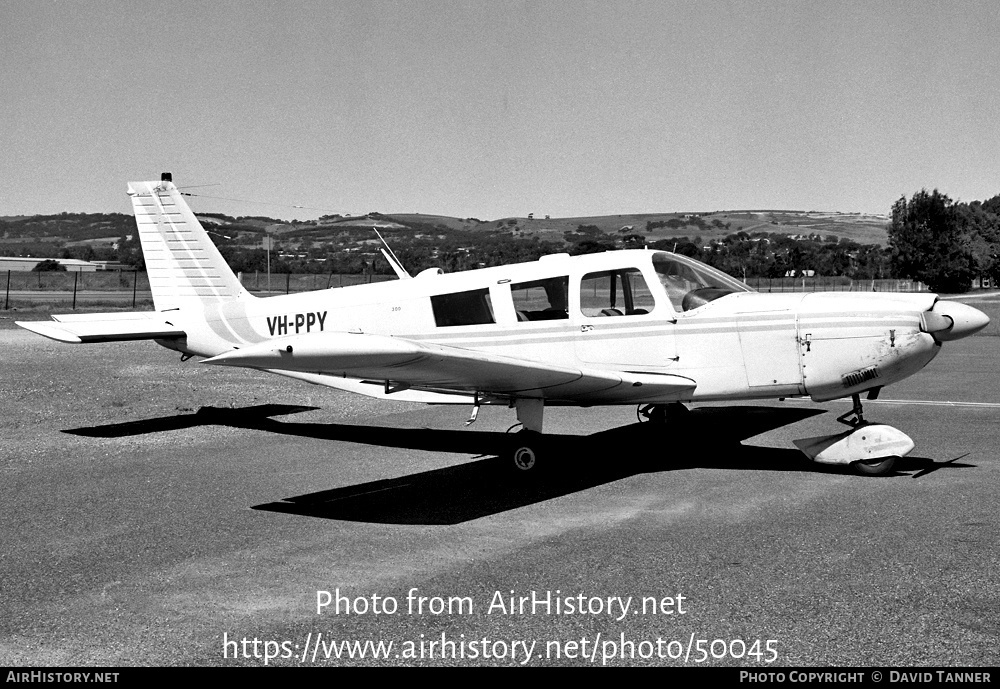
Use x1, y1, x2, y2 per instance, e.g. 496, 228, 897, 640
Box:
15, 320, 83, 343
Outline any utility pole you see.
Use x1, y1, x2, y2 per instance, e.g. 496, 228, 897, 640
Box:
263, 233, 272, 294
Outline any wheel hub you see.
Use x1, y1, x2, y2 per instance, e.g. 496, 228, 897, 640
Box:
513, 446, 536, 471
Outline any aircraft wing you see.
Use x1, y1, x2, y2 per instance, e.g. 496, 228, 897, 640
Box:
203, 331, 696, 405
15, 312, 185, 344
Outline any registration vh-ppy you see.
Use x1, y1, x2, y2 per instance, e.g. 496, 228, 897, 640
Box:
18, 175, 991, 476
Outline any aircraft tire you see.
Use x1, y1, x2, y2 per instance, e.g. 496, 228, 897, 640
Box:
852, 455, 897, 476
509, 431, 542, 473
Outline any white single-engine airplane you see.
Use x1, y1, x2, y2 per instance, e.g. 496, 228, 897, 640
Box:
18, 175, 991, 476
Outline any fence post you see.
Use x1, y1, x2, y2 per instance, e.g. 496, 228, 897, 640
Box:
286, 272, 291, 294
132, 270, 138, 307
4, 270, 9, 310
72, 271, 79, 310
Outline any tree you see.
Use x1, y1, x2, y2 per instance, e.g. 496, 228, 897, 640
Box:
32, 259, 65, 271
981, 193, 1000, 217
569, 238, 616, 255
888, 189, 975, 292
956, 200, 1000, 283
116, 234, 145, 270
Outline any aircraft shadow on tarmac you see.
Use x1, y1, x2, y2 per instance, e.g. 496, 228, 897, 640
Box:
65, 404, 976, 524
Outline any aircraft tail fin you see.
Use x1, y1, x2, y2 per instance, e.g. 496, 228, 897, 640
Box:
127, 174, 251, 311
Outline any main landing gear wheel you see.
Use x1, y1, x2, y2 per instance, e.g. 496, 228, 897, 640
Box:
512, 445, 538, 471
852, 455, 898, 477
508, 431, 542, 473
637, 403, 690, 424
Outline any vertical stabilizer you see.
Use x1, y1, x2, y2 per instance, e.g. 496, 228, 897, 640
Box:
127, 175, 250, 311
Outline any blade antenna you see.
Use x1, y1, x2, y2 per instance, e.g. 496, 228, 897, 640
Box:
373, 225, 411, 279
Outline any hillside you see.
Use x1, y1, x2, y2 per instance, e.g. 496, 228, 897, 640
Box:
0, 208, 890, 253
486, 210, 888, 247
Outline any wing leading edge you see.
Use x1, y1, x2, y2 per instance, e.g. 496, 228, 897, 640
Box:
203, 331, 696, 405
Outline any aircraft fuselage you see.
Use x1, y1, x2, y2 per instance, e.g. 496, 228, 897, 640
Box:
173, 249, 943, 406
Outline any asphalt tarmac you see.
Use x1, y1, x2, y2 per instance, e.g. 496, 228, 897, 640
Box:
0, 324, 997, 667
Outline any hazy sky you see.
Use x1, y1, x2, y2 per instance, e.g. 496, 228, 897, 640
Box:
2, 0, 998, 220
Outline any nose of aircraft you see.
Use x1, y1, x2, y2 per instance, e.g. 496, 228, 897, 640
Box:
921, 300, 991, 341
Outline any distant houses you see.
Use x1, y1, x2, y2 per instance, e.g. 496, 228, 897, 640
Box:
0, 257, 129, 272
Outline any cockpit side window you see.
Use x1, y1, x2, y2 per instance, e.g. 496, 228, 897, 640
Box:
511, 276, 569, 321
431, 288, 495, 327
580, 269, 655, 317
652, 253, 750, 311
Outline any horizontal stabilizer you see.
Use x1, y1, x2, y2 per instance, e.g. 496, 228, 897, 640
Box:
16, 312, 185, 344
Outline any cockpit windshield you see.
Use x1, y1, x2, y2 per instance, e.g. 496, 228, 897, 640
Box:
652, 252, 752, 312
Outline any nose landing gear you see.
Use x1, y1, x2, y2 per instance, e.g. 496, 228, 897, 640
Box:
836, 393, 867, 427
795, 393, 911, 476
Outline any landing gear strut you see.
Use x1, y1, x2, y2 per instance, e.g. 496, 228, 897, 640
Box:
836, 393, 866, 427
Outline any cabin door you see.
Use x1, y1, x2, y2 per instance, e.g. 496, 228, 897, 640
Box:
574, 268, 677, 369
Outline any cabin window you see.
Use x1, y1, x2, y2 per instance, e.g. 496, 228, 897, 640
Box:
511, 276, 569, 321
431, 288, 495, 327
580, 268, 655, 317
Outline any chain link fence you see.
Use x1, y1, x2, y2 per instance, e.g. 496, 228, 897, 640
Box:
3, 270, 934, 310
744, 277, 929, 293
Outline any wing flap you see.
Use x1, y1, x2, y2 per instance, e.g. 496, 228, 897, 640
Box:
16, 312, 185, 344
264, 369, 477, 404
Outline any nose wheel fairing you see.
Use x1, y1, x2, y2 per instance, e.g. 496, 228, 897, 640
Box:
793, 394, 912, 476
794, 422, 913, 466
